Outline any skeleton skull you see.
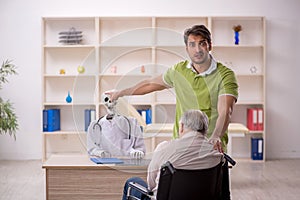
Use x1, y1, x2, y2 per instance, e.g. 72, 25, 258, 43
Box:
102, 93, 117, 115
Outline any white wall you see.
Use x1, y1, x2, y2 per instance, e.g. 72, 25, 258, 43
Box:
0, 0, 299, 160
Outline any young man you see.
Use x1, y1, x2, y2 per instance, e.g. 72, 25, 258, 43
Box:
107, 25, 238, 199
122, 109, 223, 200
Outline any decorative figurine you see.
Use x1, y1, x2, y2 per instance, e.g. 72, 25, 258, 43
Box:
233, 25, 242, 45
141, 65, 145, 73
66, 91, 72, 103
77, 66, 85, 74
59, 69, 66, 74
110, 66, 117, 74
250, 66, 258, 74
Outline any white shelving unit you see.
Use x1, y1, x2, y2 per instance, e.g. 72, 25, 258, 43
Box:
210, 17, 266, 160
42, 16, 266, 161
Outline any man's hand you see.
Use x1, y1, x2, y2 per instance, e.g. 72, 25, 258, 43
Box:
209, 137, 224, 153
105, 89, 121, 102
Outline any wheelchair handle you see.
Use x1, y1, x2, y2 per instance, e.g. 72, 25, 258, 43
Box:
224, 153, 236, 166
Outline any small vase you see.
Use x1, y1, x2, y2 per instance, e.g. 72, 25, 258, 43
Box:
141, 65, 145, 73
66, 91, 72, 103
234, 31, 239, 45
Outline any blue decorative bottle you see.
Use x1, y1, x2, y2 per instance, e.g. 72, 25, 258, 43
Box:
234, 31, 239, 45
66, 91, 72, 103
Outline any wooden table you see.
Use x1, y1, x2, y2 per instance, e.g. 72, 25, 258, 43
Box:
144, 123, 250, 156
227, 123, 249, 156
43, 155, 149, 200
144, 123, 174, 133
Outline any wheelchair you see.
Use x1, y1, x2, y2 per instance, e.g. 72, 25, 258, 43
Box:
126, 153, 236, 200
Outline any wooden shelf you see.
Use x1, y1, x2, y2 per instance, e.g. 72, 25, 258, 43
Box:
43, 45, 95, 48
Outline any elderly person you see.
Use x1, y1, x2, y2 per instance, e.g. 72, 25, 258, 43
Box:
122, 109, 223, 200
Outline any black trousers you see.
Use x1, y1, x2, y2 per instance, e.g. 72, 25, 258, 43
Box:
221, 161, 231, 200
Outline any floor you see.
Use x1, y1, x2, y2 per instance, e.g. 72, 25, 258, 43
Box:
0, 159, 300, 200
0, 160, 44, 200
230, 159, 300, 200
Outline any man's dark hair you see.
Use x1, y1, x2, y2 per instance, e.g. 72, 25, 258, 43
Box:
184, 25, 212, 49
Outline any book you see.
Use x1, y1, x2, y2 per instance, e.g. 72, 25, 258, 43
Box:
43, 109, 60, 132
90, 157, 124, 164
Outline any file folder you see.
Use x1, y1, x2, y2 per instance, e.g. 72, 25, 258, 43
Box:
43, 109, 60, 132
247, 108, 264, 131
84, 109, 96, 131
247, 108, 258, 130
137, 108, 152, 125
257, 108, 264, 131
90, 157, 124, 164
251, 137, 263, 160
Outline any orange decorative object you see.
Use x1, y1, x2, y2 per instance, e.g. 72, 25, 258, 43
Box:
59, 69, 66, 74
141, 65, 145, 73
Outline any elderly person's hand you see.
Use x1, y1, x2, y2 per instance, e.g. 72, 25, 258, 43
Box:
209, 136, 224, 153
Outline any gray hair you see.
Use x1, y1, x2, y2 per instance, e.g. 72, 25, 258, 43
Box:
180, 109, 209, 135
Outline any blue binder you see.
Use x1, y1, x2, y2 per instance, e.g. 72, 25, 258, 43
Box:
43, 109, 60, 132
145, 109, 152, 124
137, 108, 152, 124
251, 137, 263, 160
84, 109, 91, 132
90, 157, 124, 164
84, 109, 95, 131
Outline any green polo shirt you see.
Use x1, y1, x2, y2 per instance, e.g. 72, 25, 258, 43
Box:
163, 60, 239, 148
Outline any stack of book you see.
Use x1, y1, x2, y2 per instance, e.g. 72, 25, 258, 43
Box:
58, 27, 82, 45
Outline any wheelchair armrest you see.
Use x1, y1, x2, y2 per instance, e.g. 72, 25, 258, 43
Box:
161, 161, 176, 174
128, 182, 154, 196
